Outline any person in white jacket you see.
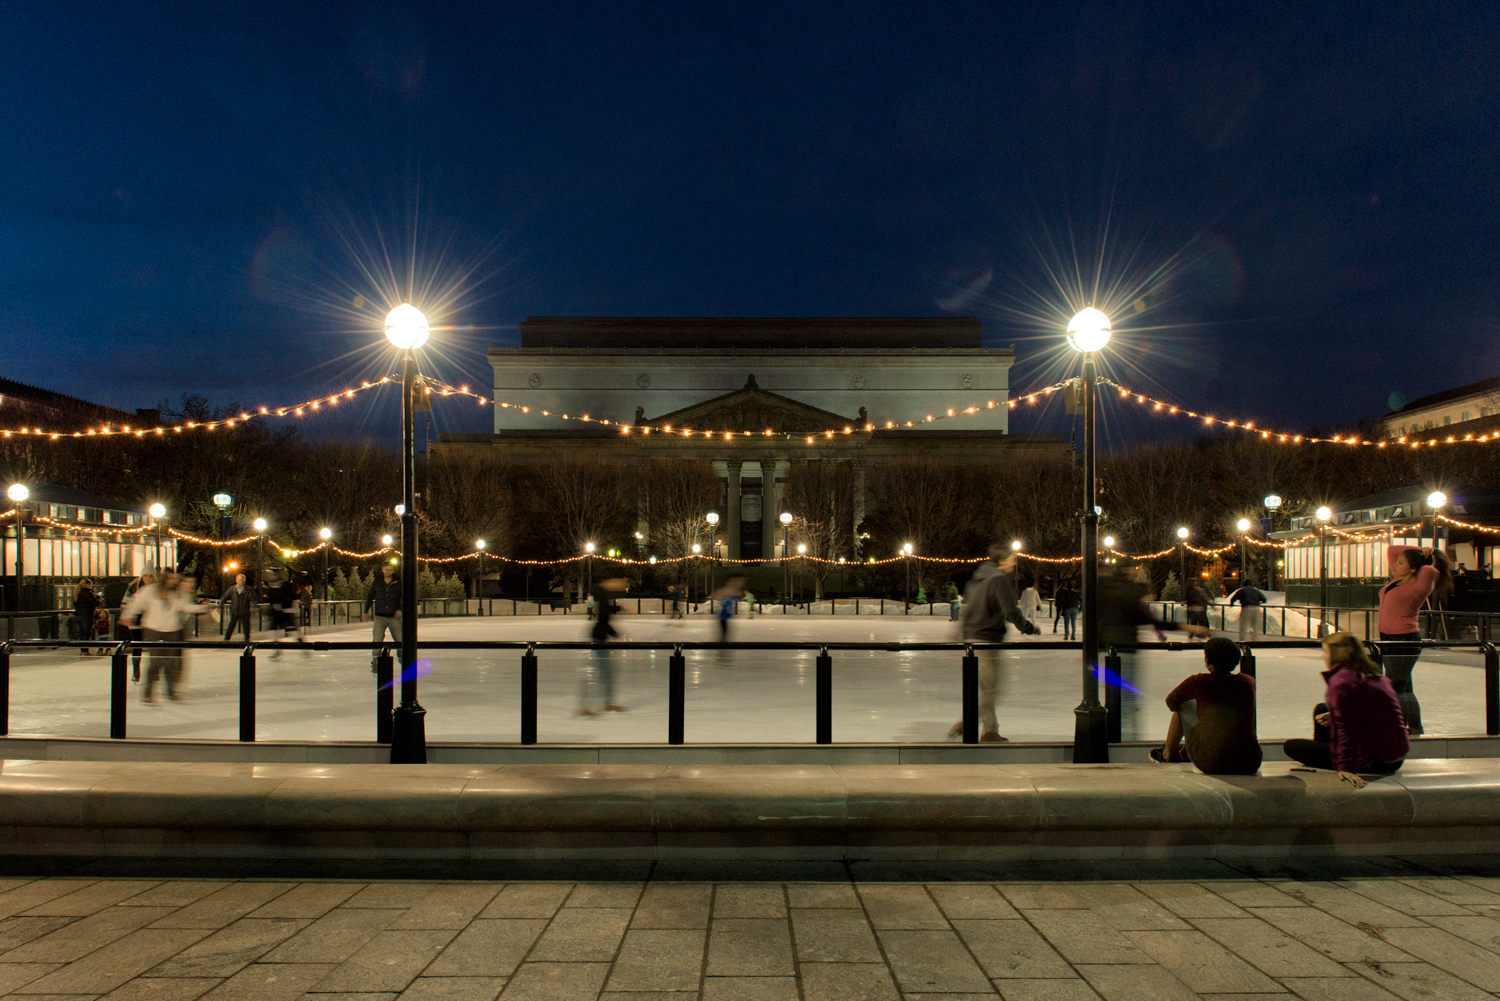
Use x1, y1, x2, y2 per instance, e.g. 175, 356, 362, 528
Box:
1018, 582, 1041, 630
120, 572, 200, 703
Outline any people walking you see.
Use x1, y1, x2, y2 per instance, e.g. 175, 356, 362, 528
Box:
364, 564, 402, 671
118, 573, 154, 681
668, 584, 683, 620
1018, 581, 1040, 631
1152, 637, 1261, 774
712, 577, 746, 643
1054, 582, 1079, 641
219, 572, 254, 643
1283, 631, 1409, 786
1228, 583, 1267, 641
948, 543, 1038, 742
1377, 545, 1452, 736
120, 571, 197, 703
579, 577, 628, 715
72, 578, 100, 656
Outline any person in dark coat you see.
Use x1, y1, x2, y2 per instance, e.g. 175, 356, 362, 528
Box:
72, 579, 100, 656
1284, 631, 1410, 787
1228, 583, 1267, 641
364, 564, 402, 671
1096, 568, 1171, 739
219, 573, 255, 642
1053, 582, 1079, 640
948, 543, 1038, 742
579, 578, 629, 715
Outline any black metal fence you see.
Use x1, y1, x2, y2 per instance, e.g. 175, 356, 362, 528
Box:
2, 637, 1496, 747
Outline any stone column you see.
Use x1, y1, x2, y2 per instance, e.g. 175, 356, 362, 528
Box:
760, 457, 779, 558
726, 459, 742, 560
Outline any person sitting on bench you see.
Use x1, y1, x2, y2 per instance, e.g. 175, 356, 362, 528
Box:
1151, 636, 1261, 774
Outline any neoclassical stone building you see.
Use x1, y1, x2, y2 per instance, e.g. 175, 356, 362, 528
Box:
439, 317, 1065, 559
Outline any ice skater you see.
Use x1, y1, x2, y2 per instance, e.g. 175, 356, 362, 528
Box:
579, 578, 629, 715
948, 543, 1038, 742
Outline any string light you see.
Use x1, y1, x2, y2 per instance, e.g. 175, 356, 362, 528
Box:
1098, 379, 1500, 448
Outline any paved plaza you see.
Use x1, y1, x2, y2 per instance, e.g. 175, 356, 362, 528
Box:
4, 615, 1490, 745
1, 866, 1500, 999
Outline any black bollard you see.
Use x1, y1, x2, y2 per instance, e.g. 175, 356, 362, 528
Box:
668, 645, 685, 744
238, 648, 256, 742
376, 649, 394, 744
1485, 642, 1498, 737
110, 645, 128, 739
816, 647, 832, 744
1105, 649, 1122, 744
520, 645, 538, 745
0, 642, 11, 736
962, 646, 979, 744
1238, 643, 1256, 679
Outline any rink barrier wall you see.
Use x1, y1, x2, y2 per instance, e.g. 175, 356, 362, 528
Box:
3, 637, 1498, 747
0, 757, 1496, 861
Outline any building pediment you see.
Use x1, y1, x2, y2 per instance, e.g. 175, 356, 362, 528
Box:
641, 375, 861, 434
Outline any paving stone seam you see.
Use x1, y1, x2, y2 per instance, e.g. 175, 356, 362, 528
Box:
781, 881, 808, 1001
925, 881, 1004, 997
698, 881, 716, 998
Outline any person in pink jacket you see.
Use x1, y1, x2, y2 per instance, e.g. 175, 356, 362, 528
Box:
1283, 631, 1410, 787
1378, 545, 1452, 736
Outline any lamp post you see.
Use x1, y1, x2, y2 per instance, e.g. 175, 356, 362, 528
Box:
319, 527, 332, 600
253, 518, 267, 591
1067, 307, 1112, 762
585, 541, 595, 600
213, 492, 233, 542
7, 483, 27, 611
1316, 505, 1332, 634
1263, 494, 1282, 590
780, 512, 793, 599
797, 542, 807, 602
902, 542, 913, 607
475, 539, 486, 611
385, 302, 430, 764
1176, 526, 1190, 597
1426, 490, 1447, 551
149, 503, 167, 575
706, 512, 719, 593
1236, 518, 1252, 586
690, 543, 701, 602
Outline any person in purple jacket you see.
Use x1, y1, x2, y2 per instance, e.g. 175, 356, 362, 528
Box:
1283, 632, 1410, 788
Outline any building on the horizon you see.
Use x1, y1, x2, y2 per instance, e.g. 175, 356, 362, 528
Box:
1, 482, 176, 628
1378, 375, 1500, 439
438, 317, 1066, 560
0, 376, 159, 431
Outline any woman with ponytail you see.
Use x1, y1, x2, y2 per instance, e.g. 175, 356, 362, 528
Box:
1377, 545, 1452, 736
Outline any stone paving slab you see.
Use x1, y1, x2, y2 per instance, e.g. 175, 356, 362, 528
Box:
0, 871, 1493, 998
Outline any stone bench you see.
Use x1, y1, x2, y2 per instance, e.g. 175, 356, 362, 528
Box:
0, 758, 1495, 862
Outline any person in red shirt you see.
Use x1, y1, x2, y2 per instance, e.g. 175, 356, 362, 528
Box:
1283, 631, 1409, 787
1151, 637, 1261, 774
1378, 545, 1452, 736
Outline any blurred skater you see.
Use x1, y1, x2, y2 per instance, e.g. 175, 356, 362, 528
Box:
121, 571, 196, 703
118, 573, 154, 681
579, 577, 628, 715
72, 578, 100, 656
948, 544, 1038, 742
712, 577, 746, 643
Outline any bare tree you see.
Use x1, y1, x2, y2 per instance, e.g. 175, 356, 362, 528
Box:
783, 460, 858, 599
640, 459, 719, 587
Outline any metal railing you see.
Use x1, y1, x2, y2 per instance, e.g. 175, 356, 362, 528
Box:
2, 636, 1496, 747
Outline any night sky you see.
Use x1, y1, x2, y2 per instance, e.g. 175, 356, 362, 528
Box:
2, 2, 1496, 448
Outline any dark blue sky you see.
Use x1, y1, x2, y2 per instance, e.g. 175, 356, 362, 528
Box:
2, 1, 1497, 446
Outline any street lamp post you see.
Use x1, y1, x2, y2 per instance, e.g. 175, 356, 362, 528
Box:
7, 483, 27, 611
253, 518, 267, 592
1067, 307, 1112, 763
475, 540, 486, 613
585, 542, 595, 600
319, 527, 332, 600
706, 512, 719, 594
213, 493, 233, 542
1316, 505, 1332, 634
149, 504, 167, 575
1236, 518, 1252, 586
780, 512, 793, 599
1176, 526, 1190, 597
797, 543, 807, 602
902, 542, 913, 607
1426, 491, 1447, 551
385, 303, 430, 764
1263, 494, 1282, 590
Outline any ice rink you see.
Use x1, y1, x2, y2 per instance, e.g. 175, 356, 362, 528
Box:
4, 612, 1489, 745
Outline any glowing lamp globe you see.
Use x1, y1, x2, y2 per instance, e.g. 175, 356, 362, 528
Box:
1316, 506, 1332, 522
1103, 535, 1115, 548
319, 527, 332, 540
7, 483, 28, 503
902, 542, 913, 555
213, 493, 232, 509
1263, 494, 1282, 510
1237, 518, 1252, 532
395, 504, 405, 516
692, 543, 701, 553
779, 512, 793, 525
253, 518, 267, 532
1066, 307, 1112, 353
1011, 540, 1023, 551
149, 503, 166, 519
706, 512, 719, 525
476, 539, 486, 550
382, 534, 393, 546
1427, 491, 1447, 509
585, 542, 595, 553
797, 543, 807, 554
384, 304, 430, 350
1176, 527, 1189, 540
